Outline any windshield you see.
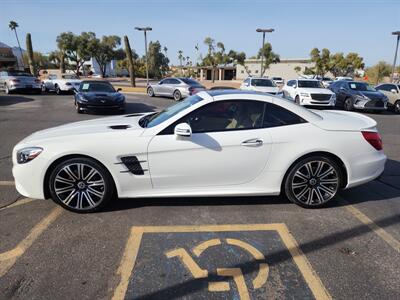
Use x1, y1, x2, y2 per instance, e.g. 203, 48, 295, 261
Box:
349, 82, 376, 92
8, 71, 33, 77
251, 79, 276, 87
141, 95, 203, 128
180, 78, 203, 87
272, 77, 282, 80
80, 82, 115, 93
298, 80, 323, 88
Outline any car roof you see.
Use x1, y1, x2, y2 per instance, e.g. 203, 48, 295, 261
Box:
80, 80, 112, 84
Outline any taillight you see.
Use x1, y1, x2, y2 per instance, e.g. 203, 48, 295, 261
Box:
10, 79, 20, 84
362, 131, 383, 151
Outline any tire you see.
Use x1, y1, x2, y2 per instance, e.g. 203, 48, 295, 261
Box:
55, 85, 62, 95
147, 87, 155, 97
48, 157, 116, 213
295, 95, 300, 105
394, 100, 400, 114
173, 90, 182, 101
5, 85, 11, 94
75, 101, 83, 114
42, 83, 48, 93
284, 156, 342, 208
343, 97, 353, 111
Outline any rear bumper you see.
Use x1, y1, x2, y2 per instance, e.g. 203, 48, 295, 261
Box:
8, 84, 42, 92
346, 151, 387, 189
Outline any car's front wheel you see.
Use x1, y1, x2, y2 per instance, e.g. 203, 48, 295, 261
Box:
55, 85, 62, 95
147, 87, 155, 97
394, 100, 400, 114
295, 95, 300, 105
344, 98, 353, 111
49, 157, 116, 213
284, 156, 341, 208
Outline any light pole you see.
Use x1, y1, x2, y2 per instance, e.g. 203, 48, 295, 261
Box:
256, 28, 274, 76
391, 31, 400, 82
135, 26, 152, 86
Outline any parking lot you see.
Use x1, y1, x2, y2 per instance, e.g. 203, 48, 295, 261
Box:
0, 92, 399, 299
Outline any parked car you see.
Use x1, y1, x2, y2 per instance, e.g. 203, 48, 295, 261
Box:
0, 70, 41, 94
42, 73, 81, 95
329, 81, 388, 112
12, 90, 386, 212
271, 76, 284, 85
240, 77, 283, 96
282, 79, 336, 107
74, 80, 125, 114
147, 77, 205, 101
318, 77, 333, 88
375, 83, 400, 113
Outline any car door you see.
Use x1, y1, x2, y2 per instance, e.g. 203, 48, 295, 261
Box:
154, 79, 166, 95
165, 78, 181, 97
147, 100, 272, 189
335, 81, 348, 105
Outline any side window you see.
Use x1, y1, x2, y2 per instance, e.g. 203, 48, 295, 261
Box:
244, 78, 250, 85
376, 84, 388, 91
160, 100, 265, 134
263, 103, 306, 128
171, 79, 181, 85
287, 80, 294, 87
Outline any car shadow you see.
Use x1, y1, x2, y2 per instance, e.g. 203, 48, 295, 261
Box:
0, 95, 35, 106
104, 158, 400, 212
85, 102, 158, 115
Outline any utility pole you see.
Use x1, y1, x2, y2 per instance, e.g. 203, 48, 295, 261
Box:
135, 26, 152, 86
391, 31, 400, 82
256, 28, 274, 76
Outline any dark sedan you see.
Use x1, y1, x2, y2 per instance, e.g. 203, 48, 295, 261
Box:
329, 80, 388, 112
74, 80, 125, 114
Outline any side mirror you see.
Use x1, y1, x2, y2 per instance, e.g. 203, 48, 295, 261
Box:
390, 89, 397, 94
117, 88, 122, 92
244, 82, 249, 87
174, 123, 192, 137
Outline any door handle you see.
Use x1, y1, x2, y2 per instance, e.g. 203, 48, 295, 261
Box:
241, 138, 263, 146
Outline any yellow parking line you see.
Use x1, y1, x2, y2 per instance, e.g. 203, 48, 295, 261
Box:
0, 181, 15, 186
345, 204, 400, 253
0, 207, 63, 277
217, 268, 250, 300
0, 198, 35, 211
192, 238, 221, 257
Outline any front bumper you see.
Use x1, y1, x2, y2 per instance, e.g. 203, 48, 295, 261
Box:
300, 96, 335, 106
78, 101, 125, 112
353, 98, 387, 110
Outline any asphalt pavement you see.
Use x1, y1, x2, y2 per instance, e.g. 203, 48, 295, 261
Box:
0, 92, 399, 300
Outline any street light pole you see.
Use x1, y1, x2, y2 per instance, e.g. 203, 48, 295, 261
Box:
135, 26, 152, 86
391, 31, 400, 83
256, 28, 274, 77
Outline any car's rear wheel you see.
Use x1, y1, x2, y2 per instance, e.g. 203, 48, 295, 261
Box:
147, 87, 155, 97
344, 97, 353, 111
173, 90, 182, 101
42, 83, 48, 92
394, 100, 400, 114
55, 85, 62, 95
284, 156, 341, 208
49, 157, 115, 213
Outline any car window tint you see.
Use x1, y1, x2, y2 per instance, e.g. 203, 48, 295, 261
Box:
263, 103, 306, 128
171, 79, 181, 84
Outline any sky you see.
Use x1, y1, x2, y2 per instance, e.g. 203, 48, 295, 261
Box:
1, 0, 400, 67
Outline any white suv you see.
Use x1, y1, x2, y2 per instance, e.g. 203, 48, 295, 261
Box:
240, 77, 283, 97
282, 79, 336, 107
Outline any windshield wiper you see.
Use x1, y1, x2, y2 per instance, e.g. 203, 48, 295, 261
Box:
139, 112, 158, 128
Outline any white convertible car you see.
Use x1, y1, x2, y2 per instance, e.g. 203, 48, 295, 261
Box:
42, 74, 81, 95
12, 90, 386, 212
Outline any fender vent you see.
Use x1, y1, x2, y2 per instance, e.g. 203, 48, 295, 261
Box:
109, 125, 131, 130
125, 113, 146, 117
120, 156, 144, 175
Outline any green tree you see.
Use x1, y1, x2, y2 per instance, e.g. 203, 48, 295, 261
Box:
147, 41, 169, 78
365, 61, 392, 84
9, 20, 25, 69
26, 33, 36, 75
56, 31, 95, 75
294, 66, 301, 74
48, 50, 66, 72
124, 36, 136, 86
310, 48, 330, 76
89, 35, 121, 77
23, 51, 53, 71
257, 42, 280, 76
178, 50, 183, 68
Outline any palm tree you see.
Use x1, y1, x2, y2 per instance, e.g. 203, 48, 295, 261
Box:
9, 21, 25, 69
163, 46, 168, 57
178, 50, 183, 68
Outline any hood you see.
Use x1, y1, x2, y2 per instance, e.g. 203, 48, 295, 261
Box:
310, 110, 376, 131
251, 86, 280, 93
357, 91, 385, 101
20, 113, 150, 144
298, 87, 333, 94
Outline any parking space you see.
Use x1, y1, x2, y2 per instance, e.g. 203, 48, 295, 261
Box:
0, 93, 400, 299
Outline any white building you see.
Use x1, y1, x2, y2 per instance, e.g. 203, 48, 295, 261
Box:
236, 58, 315, 81
83, 58, 121, 77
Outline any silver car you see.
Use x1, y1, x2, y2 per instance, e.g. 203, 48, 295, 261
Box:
0, 70, 42, 94
147, 77, 205, 101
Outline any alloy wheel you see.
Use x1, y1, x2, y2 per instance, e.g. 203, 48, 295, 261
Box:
395, 101, 400, 114
174, 90, 181, 101
53, 163, 105, 210
291, 160, 339, 206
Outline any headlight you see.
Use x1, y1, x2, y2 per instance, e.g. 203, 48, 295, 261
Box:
116, 95, 125, 102
17, 147, 43, 164
331, 94, 336, 99
300, 92, 309, 97
355, 95, 369, 101
77, 94, 88, 102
